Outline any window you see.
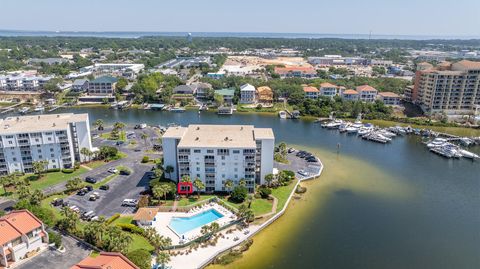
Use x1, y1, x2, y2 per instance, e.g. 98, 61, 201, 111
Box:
50, 154, 54, 157
196, 167, 200, 171
234, 168, 238, 172
48, 137, 52, 141
8, 141, 12, 145
233, 150, 240, 154
12, 157, 16, 162
50, 148, 54, 152
38, 149, 41, 153
39, 155, 43, 159
221, 156, 225, 160
193, 149, 201, 153
207, 150, 214, 153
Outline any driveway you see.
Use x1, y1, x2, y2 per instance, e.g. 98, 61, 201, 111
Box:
17, 236, 91, 269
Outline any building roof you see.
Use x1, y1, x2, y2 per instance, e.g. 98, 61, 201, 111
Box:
240, 83, 256, 92
342, 89, 359, 95
190, 82, 212, 89
177, 125, 257, 148
162, 126, 188, 139
274, 66, 316, 75
0, 210, 43, 246
303, 86, 319, 93
378, 92, 400, 98
253, 128, 275, 140
173, 85, 195, 93
214, 88, 235, 96
73, 79, 89, 86
256, 86, 273, 101
320, 82, 338, 88
452, 60, 480, 71
0, 113, 89, 134
71, 252, 139, 269
356, 85, 377, 92
133, 208, 159, 222
90, 76, 118, 84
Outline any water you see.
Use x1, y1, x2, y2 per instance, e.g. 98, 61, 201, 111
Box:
1, 30, 478, 40
48, 108, 480, 269
169, 209, 224, 235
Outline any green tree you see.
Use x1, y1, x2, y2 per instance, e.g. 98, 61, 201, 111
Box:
32, 160, 49, 177
181, 175, 191, 183
127, 249, 152, 269
165, 165, 174, 179
80, 147, 92, 162
193, 178, 205, 198
264, 174, 275, 187
116, 77, 128, 91
66, 177, 83, 191
153, 184, 172, 204
58, 207, 79, 233
224, 179, 234, 194
230, 185, 248, 203
239, 178, 247, 187
155, 251, 171, 269
140, 132, 148, 149
94, 119, 105, 130
237, 204, 254, 223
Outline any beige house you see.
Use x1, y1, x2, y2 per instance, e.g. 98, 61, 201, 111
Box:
133, 207, 159, 227
256, 86, 274, 104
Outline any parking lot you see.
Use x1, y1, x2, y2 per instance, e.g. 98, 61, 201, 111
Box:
17, 236, 91, 269
274, 150, 322, 180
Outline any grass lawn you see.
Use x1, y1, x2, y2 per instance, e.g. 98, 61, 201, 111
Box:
177, 195, 216, 206
128, 233, 154, 252
271, 180, 297, 213
100, 131, 126, 141
27, 167, 89, 191
40, 194, 67, 219
112, 216, 133, 225
249, 198, 273, 215
237, 102, 292, 113
83, 160, 108, 169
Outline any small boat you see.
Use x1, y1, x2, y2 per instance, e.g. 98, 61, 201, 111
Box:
325, 120, 343, 129
346, 126, 358, 134
170, 107, 186, 113
459, 149, 479, 159
33, 105, 45, 112
18, 107, 30, 114
426, 138, 448, 148
279, 111, 287, 119
218, 106, 233, 115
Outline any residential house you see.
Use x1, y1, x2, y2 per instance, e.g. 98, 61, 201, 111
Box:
319, 82, 339, 99
256, 86, 274, 105
88, 76, 118, 96
133, 207, 159, 227
240, 84, 256, 104
341, 89, 359, 101
191, 82, 213, 99
71, 252, 139, 269
303, 86, 320, 99
173, 85, 196, 95
356, 85, 378, 103
0, 210, 49, 268
214, 88, 235, 105
378, 92, 401, 105
274, 66, 317, 78
72, 79, 89, 92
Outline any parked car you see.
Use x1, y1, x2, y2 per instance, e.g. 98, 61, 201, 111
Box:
51, 198, 64, 207
77, 189, 87, 196
82, 211, 95, 220
89, 192, 100, 201
297, 170, 308, 176
119, 169, 131, 176
122, 199, 138, 207
116, 141, 125, 146
307, 158, 318, 163
85, 177, 97, 184
288, 148, 296, 153
99, 184, 110, 191
107, 168, 118, 174
86, 185, 94, 192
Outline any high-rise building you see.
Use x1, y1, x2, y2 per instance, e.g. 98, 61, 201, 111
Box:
0, 113, 92, 175
162, 125, 274, 193
412, 60, 480, 115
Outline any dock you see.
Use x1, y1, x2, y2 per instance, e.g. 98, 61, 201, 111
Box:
48, 104, 67, 112
0, 103, 22, 114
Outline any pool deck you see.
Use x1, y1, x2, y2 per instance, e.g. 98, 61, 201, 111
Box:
167, 151, 324, 269
153, 203, 236, 245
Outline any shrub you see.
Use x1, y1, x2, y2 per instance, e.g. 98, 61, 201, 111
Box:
257, 186, 272, 198
48, 231, 62, 248
127, 249, 151, 269
61, 168, 74, 174
47, 168, 61, 173
116, 223, 145, 236
230, 186, 248, 203
141, 156, 150, 163
106, 213, 120, 225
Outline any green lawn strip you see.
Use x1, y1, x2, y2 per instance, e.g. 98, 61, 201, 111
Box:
128, 233, 155, 252
112, 216, 133, 225
100, 131, 126, 141
27, 168, 89, 191
91, 173, 118, 189
84, 160, 108, 169
177, 195, 216, 207
271, 180, 298, 213
249, 198, 274, 215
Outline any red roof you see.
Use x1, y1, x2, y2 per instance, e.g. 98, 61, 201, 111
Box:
342, 89, 359, 95
320, 82, 338, 88
303, 86, 319, 93
0, 210, 43, 246
71, 252, 139, 269
356, 85, 377, 92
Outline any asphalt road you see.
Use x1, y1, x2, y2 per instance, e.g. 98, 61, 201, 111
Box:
17, 235, 91, 269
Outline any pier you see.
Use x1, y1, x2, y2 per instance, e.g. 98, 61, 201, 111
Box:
0, 103, 22, 114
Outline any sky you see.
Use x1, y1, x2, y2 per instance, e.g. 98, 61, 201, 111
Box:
1, 0, 479, 37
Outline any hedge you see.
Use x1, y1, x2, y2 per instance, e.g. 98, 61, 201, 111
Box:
106, 213, 120, 225
116, 223, 145, 236
61, 168, 74, 174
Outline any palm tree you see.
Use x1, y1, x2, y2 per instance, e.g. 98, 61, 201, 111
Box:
153, 184, 172, 204
224, 179, 234, 194
156, 251, 171, 269
165, 165, 174, 179
94, 119, 104, 130
208, 222, 220, 234
32, 160, 48, 178
200, 225, 210, 235
278, 142, 287, 157
193, 178, 205, 198
140, 132, 148, 149
113, 121, 126, 131
0, 174, 14, 194
264, 174, 275, 187
237, 204, 254, 223
246, 194, 254, 208
80, 147, 92, 163
180, 175, 191, 183
239, 178, 247, 187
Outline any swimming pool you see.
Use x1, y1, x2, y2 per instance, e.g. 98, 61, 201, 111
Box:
169, 209, 224, 235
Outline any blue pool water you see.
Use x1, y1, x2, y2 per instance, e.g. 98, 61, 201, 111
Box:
169, 209, 224, 235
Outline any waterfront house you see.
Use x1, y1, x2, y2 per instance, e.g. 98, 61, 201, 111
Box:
71, 252, 139, 269
72, 79, 89, 92
88, 76, 118, 96
378, 92, 400, 105
356, 85, 378, 102
319, 82, 339, 99
214, 88, 235, 105
0, 210, 49, 268
173, 85, 197, 95
303, 86, 320, 99
240, 84, 256, 104
256, 86, 274, 105
341, 89, 359, 101
133, 207, 159, 227
191, 82, 213, 99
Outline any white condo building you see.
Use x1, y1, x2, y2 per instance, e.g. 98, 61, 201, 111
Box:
0, 113, 92, 175
162, 125, 274, 192
240, 84, 257, 104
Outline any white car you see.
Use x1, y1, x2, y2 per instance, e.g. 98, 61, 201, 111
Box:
297, 170, 308, 177
122, 199, 138, 207
107, 168, 118, 174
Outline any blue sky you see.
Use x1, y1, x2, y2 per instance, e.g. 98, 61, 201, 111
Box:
1, 0, 479, 36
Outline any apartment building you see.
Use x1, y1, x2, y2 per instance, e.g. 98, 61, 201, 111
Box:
303, 86, 320, 99
412, 60, 480, 115
88, 76, 118, 96
240, 84, 256, 104
319, 82, 339, 99
71, 252, 139, 269
356, 85, 378, 102
0, 113, 92, 175
0, 210, 49, 268
274, 66, 317, 78
162, 125, 274, 193
378, 92, 401, 105
341, 89, 359, 101
0, 74, 54, 91
81, 63, 144, 80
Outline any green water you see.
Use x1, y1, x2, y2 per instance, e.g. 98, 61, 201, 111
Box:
43, 108, 480, 269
